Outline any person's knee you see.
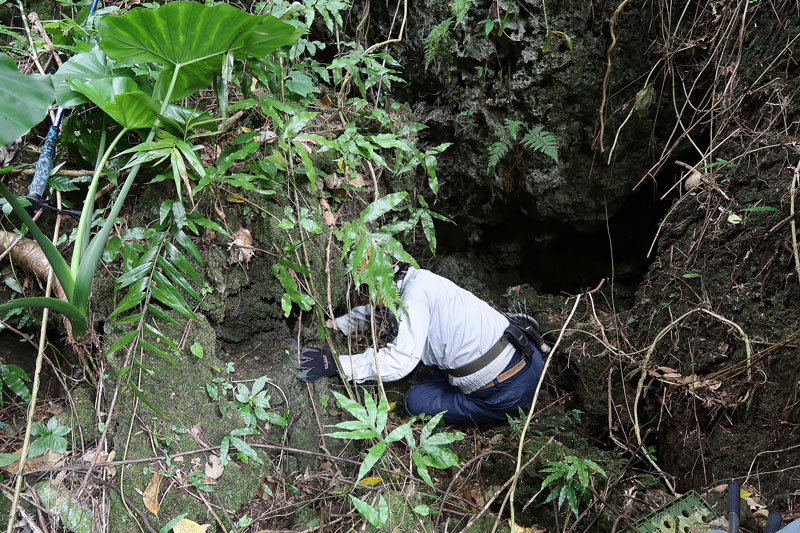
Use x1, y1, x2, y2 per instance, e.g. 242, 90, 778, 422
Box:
404, 387, 427, 417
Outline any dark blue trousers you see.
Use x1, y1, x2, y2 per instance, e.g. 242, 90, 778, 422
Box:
404, 347, 544, 426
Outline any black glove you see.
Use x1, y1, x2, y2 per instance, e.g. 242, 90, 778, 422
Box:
293, 347, 339, 382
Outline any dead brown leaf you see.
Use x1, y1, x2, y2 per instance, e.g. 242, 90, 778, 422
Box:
80, 449, 117, 477
2, 448, 65, 474
143, 472, 163, 516
319, 198, 336, 227
188, 424, 209, 447
204, 455, 224, 480
257, 478, 278, 500
228, 227, 255, 265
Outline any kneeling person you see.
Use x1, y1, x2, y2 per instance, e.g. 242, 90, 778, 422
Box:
295, 264, 544, 426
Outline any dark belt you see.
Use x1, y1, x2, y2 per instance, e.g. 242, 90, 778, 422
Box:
447, 336, 510, 378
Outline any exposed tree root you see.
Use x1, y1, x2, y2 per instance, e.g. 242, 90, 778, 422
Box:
0, 231, 67, 303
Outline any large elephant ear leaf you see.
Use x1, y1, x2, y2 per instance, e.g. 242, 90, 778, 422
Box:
67, 77, 159, 130
97, 2, 303, 101
0, 53, 54, 145
51, 46, 132, 108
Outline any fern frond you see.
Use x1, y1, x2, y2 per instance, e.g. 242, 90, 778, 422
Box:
503, 119, 524, 141
451, 0, 472, 24
487, 139, 510, 175
425, 18, 454, 69
521, 125, 559, 164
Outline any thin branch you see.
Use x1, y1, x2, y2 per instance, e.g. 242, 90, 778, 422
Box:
509, 294, 582, 526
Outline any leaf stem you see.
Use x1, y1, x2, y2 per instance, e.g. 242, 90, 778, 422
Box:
73, 65, 182, 313
71, 127, 127, 277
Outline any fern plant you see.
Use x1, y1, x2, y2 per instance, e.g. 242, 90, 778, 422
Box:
522, 125, 559, 164
425, 18, 454, 69
487, 119, 559, 177
424, 0, 473, 70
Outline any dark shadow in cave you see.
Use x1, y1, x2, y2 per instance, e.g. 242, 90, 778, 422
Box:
433, 150, 706, 306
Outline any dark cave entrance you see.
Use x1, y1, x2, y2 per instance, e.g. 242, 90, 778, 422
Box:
434, 152, 704, 307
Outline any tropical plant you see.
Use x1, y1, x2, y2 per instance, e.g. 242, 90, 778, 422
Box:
28, 416, 71, 458
327, 389, 464, 528
539, 455, 606, 517
0, 2, 302, 343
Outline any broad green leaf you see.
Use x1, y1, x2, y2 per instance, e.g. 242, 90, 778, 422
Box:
375, 392, 388, 434
578, 464, 589, 487
156, 256, 201, 302
109, 277, 148, 319
164, 241, 201, 281
116, 262, 153, 289
413, 504, 437, 516
293, 140, 316, 190
146, 303, 181, 326
566, 485, 579, 516
384, 421, 412, 443
286, 70, 318, 97
583, 458, 606, 476
151, 282, 196, 319
349, 494, 388, 529
0, 53, 54, 145
331, 420, 371, 431
420, 444, 459, 469
143, 323, 178, 350
140, 339, 178, 365
68, 77, 158, 129
360, 192, 407, 223
220, 436, 230, 465
230, 436, 263, 464
51, 46, 130, 108
420, 412, 444, 443
558, 484, 568, 510
282, 111, 317, 139
281, 293, 292, 317
97, 2, 303, 101
252, 376, 267, 395
0, 364, 30, 402
331, 391, 370, 424
420, 431, 463, 446
172, 228, 202, 262
363, 390, 378, 427
158, 514, 187, 533
412, 450, 434, 487
355, 441, 385, 484
326, 429, 379, 440
540, 471, 563, 490
0, 453, 19, 467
